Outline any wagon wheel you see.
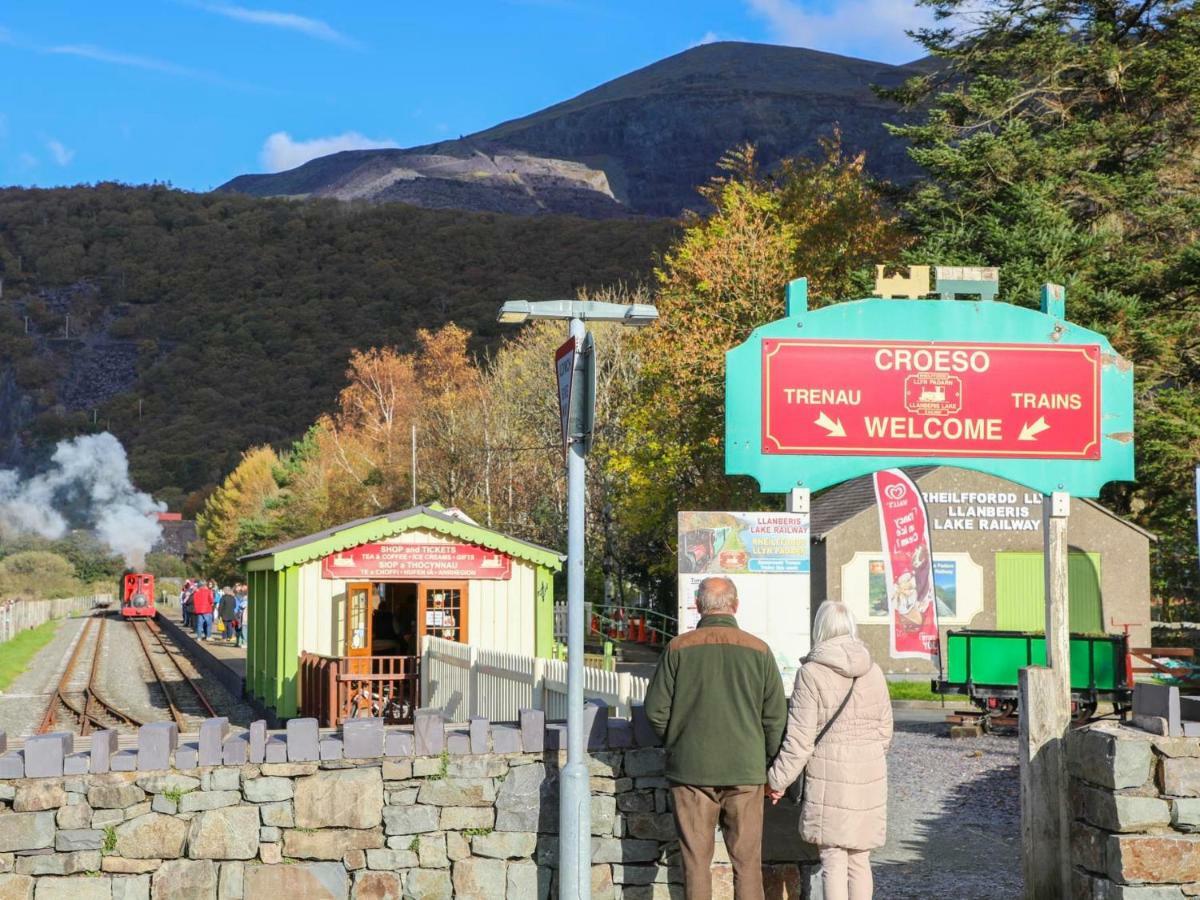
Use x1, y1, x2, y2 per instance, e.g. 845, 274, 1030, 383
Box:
980, 701, 1016, 734
1072, 701, 1098, 726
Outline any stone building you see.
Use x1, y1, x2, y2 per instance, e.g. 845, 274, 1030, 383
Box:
810, 467, 1154, 676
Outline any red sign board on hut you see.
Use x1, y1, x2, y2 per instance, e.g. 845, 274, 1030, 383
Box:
321, 543, 513, 580
761, 339, 1101, 460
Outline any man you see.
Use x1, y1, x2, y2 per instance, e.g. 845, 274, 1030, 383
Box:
645, 576, 787, 900
191, 579, 215, 641
218, 587, 238, 644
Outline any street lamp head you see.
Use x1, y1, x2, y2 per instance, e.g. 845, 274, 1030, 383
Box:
623, 304, 659, 327
497, 298, 659, 326
496, 300, 531, 325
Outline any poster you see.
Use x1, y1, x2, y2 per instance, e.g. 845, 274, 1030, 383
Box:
872, 469, 941, 662
869, 558, 957, 618
321, 543, 512, 580
678, 512, 810, 683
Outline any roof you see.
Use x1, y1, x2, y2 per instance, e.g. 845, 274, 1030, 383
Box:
240, 504, 565, 572
810, 467, 1156, 541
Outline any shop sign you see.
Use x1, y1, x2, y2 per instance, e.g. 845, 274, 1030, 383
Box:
762, 340, 1100, 459
321, 543, 513, 580
726, 282, 1135, 497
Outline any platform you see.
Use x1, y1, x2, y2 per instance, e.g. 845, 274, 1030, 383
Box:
153, 609, 252, 715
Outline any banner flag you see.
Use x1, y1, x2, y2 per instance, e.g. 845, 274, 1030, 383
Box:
872, 468, 941, 662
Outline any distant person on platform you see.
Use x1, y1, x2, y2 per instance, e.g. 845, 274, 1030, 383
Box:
218, 587, 238, 644
645, 576, 787, 900
191, 580, 215, 641
766, 601, 893, 900
180, 580, 194, 629
234, 586, 248, 648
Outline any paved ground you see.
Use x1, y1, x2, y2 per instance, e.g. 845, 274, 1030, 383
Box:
875, 708, 1021, 899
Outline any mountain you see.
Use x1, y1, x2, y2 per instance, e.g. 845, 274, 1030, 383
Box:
220, 42, 928, 218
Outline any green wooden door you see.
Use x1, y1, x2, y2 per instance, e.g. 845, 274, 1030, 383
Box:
994, 551, 1103, 632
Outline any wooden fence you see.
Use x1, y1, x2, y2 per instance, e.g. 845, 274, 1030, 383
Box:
421, 636, 648, 722
298, 652, 420, 728
0, 595, 108, 645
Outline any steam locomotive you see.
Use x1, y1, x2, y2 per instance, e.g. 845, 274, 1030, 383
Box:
120, 572, 156, 618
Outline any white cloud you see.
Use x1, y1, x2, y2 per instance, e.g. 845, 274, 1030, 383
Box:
746, 0, 933, 63
260, 131, 399, 172
196, 3, 359, 48
696, 31, 721, 46
46, 138, 74, 166
47, 42, 264, 91
17, 152, 37, 169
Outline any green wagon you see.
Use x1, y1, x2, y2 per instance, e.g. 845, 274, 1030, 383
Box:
932, 629, 1133, 725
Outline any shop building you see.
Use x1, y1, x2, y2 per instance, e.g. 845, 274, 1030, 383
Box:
241, 504, 562, 719
810, 467, 1153, 676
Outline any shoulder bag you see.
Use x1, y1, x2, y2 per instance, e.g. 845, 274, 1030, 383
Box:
784, 676, 859, 805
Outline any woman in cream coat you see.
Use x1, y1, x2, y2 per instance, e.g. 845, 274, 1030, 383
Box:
767, 601, 893, 900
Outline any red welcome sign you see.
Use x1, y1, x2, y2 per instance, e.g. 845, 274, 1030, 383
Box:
872, 469, 940, 662
321, 543, 513, 580
762, 339, 1101, 459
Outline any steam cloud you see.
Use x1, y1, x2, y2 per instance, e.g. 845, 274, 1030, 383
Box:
0, 433, 165, 568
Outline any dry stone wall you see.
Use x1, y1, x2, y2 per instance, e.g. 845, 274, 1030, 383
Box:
1068, 722, 1200, 898
0, 708, 817, 899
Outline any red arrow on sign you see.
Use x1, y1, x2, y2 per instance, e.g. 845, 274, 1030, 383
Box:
761, 339, 1101, 459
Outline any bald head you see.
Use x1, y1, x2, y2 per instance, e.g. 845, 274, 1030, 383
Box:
695, 576, 738, 616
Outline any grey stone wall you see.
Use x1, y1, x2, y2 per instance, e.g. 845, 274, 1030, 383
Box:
0, 710, 816, 899
1067, 722, 1200, 897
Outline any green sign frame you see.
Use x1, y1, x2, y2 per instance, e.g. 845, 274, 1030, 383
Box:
725, 279, 1134, 498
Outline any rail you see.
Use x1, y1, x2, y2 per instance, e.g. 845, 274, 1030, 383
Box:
298, 653, 420, 729
131, 618, 218, 731
421, 636, 648, 722
590, 604, 677, 645
37, 615, 142, 735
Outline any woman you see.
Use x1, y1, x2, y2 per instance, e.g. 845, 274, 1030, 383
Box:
766, 601, 893, 900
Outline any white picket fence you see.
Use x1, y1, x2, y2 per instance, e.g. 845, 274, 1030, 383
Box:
0, 594, 109, 644
421, 636, 648, 723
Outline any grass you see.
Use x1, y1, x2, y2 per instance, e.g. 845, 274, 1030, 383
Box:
888, 680, 964, 702
102, 826, 117, 854
0, 620, 60, 692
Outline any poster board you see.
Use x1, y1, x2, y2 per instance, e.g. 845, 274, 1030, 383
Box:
677, 511, 810, 683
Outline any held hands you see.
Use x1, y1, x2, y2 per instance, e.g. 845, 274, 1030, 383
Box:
766, 787, 784, 805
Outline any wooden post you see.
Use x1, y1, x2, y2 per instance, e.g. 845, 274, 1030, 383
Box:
1020, 491, 1072, 898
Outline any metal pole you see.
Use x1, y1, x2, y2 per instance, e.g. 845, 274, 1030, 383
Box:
560, 315, 591, 900
411, 423, 418, 507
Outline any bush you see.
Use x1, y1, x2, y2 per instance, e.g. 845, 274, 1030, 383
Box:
144, 552, 187, 578
0, 551, 83, 599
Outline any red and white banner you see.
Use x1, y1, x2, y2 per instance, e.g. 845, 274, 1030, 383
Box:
321, 543, 512, 580
872, 469, 940, 662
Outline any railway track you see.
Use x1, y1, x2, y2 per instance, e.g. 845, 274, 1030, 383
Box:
38, 615, 144, 735
130, 616, 218, 731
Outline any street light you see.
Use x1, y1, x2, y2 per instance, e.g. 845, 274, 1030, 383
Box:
497, 298, 658, 900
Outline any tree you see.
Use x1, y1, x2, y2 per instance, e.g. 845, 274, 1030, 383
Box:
612, 142, 908, 601
197, 445, 281, 580
888, 0, 1200, 604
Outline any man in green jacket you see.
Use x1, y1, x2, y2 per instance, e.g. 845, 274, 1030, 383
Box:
645, 576, 787, 899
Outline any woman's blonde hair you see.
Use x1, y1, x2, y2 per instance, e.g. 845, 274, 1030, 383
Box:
812, 600, 858, 644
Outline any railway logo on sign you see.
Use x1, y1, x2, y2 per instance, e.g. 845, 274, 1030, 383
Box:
761, 339, 1101, 460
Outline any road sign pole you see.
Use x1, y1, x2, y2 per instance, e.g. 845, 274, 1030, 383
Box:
560, 314, 591, 900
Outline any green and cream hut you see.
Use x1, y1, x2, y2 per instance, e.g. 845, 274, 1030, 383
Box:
241, 504, 563, 722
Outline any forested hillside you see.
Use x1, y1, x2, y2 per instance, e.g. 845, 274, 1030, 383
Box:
0, 185, 674, 509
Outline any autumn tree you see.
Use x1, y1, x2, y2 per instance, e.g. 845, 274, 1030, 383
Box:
613, 141, 908, 599
197, 445, 282, 579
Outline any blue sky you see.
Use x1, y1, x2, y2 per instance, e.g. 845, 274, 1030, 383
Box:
0, 1, 931, 191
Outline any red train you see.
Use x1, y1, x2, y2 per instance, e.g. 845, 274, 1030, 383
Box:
120, 572, 156, 618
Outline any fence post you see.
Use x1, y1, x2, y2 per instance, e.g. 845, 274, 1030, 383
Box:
617, 672, 632, 719
532, 657, 546, 711
468, 644, 479, 718
420, 635, 431, 709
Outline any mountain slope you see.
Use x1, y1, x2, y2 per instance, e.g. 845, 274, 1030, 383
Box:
220, 42, 926, 218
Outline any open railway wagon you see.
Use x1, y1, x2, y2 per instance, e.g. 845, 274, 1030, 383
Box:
120, 572, 156, 618
931, 629, 1133, 731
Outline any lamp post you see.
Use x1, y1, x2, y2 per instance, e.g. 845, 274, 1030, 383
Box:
498, 298, 658, 900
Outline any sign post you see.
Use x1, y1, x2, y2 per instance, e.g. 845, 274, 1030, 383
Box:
725, 276, 1134, 899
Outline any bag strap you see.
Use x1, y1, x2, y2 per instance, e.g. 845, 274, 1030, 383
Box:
813, 677, 858, 748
